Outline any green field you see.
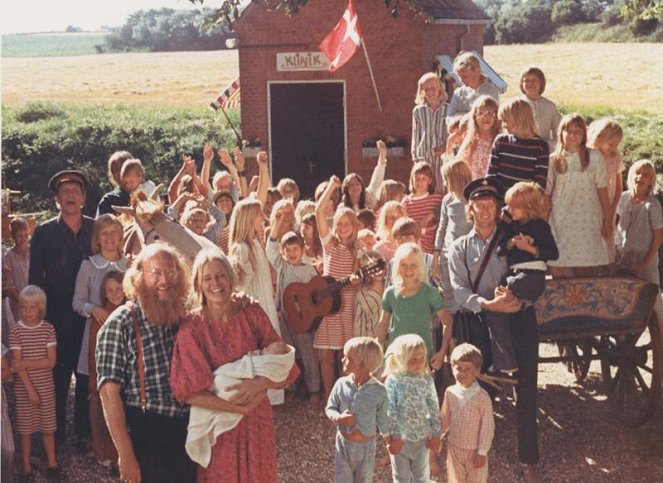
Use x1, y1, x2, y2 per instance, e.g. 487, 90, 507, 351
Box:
1, 32, 108, 57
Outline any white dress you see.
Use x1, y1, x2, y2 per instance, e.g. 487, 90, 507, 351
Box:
547, 149, 609, 267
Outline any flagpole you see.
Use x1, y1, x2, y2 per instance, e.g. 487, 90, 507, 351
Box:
217, 104, 243, 148
361, 39, 382, 112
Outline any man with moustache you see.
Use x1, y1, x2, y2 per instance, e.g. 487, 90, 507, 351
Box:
29, 170, 94, 447
447, 176, 540, 483
96, 243, 195, 483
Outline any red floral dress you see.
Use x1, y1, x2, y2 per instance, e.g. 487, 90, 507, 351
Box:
170, 304, 299, 483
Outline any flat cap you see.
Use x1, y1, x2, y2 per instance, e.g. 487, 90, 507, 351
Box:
48, 170, 88, 193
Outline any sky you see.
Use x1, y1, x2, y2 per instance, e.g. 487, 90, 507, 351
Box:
0, 0, 208, 34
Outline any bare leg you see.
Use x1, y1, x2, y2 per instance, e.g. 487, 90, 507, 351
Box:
319, 348, 336, 402
43, 432, 58, 468
20, 434, 32, 473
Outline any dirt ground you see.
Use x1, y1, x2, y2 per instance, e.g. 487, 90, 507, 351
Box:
8, 342, 663, 482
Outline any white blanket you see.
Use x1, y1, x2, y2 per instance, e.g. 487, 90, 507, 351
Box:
186, 345, 295, 467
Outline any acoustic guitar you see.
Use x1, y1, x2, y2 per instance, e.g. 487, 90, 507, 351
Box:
283, 259, 385, 334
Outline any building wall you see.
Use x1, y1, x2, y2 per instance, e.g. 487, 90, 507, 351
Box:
234, 0, 485, 185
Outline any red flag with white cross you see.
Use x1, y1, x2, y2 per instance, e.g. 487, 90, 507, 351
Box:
319, 0, 362, 72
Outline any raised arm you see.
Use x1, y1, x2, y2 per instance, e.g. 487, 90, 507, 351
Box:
365, 140, 387, 209
255, 151, 270, 206
315, 175, 342, 239
234, 148, 249, 199
200, 143, 215, 199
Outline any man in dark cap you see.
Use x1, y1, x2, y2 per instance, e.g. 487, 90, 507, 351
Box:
447, 176, 541, 483
29, 169, 94, 448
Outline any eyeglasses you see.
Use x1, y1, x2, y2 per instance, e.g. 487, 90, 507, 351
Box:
145, 269, 178, 280
475, 110, 496, 118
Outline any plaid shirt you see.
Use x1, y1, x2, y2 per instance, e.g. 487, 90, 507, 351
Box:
96, 302, 188, 417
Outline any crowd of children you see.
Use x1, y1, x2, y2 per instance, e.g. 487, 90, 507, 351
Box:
1, 49, 661, 483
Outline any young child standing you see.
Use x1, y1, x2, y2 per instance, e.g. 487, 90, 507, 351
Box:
588, 118, 626, 263
377, 243, 450, 369
373, 200, 406, 263
267, 214, 321, 404
10, 285, 59, 480
615, 160, 663, 335
402, 162, 443, 254
546, 114, 611, 278
457, 95, 500, 179
493, 182, 558, 372
326, 337, 388, 483
354, 251, 386, 339
440, 343, 495, 483
315, 176, 362, 401
384, 334, 441, 483
488, 97, 550, 192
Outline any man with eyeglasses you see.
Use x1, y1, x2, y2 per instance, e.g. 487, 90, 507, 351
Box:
29, 170, 95, 449
96, 243, 195, 483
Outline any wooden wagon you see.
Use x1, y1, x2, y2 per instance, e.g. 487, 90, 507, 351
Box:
535, 276, 661, 426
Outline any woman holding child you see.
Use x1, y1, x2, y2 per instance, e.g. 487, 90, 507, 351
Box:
170, 248, 298, 483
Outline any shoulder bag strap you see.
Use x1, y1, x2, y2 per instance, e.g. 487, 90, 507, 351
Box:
466, 228, 502, 294
128, 302, 147, 412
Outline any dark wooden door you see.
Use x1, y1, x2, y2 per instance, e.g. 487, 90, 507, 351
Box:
269, 82, 345, 198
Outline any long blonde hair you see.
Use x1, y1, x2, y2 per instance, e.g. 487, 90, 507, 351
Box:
376, 201, 406, 241
375, 180, 406, 213
384, 334, 430, 376
415, 72, 447, 105
587, 118, 623, 155
229, 198, 263, 282
442, 159, 473, 199
498, 97, 539, 139
552, 113, 590, 174
189, 247, 236, 310
458, 96, 500, 165
331, 207, 360, 252
392, 242, 427, 293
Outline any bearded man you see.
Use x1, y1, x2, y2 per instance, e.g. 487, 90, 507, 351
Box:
96, 243, 195, 483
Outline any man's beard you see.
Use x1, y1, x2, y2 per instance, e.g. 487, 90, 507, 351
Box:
135, 284, 184, 326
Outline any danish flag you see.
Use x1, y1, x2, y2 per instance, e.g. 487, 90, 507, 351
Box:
319, 0, 362, 72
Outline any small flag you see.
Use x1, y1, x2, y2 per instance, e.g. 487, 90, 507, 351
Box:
319, 0, 362, 72
210, 76, 241, 110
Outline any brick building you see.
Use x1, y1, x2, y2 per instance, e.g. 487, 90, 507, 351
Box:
233, 0, 491, 196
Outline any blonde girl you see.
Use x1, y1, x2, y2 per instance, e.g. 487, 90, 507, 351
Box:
411, 73, 448, 182
448, 52, 500, 117
519, 67, 562, 149
615, 160, 663, 333
10, 285, 59, 480
383, 334, 441, 483
229, 198, 280, 333
374, 200, 406, 263
546, 114, 611, 277
375, 180, 407, 214
402, 162, 443, 253
432, 159, 474, 311
276, 178, 300, 203
458, 95, 501, 179
588, 118, 626, 262
487, 97, 550, 192
378, 243, 450, 366
315, 176, 362, 401
325, 337, 388, 483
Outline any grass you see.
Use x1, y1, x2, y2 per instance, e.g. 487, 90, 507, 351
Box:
1, 50, 239, 108
1, 32, 108, 57
554, 23, 663, 43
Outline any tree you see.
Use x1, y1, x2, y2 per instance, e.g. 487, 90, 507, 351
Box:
494, 2, 554, 44
552, 0, 586, 26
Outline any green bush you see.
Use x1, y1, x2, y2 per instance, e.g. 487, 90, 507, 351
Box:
1, 103, 240, 216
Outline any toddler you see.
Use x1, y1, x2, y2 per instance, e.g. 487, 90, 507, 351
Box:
326, 337, 388, 483
384, 334, 441, 483
440, 343, 495, 483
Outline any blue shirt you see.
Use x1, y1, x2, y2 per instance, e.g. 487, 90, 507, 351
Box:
385, 372, 441, 441
326, 375, 389, 438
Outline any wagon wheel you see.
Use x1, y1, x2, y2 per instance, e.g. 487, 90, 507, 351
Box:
557, 339, 593, 383
600, 315, 662, 426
